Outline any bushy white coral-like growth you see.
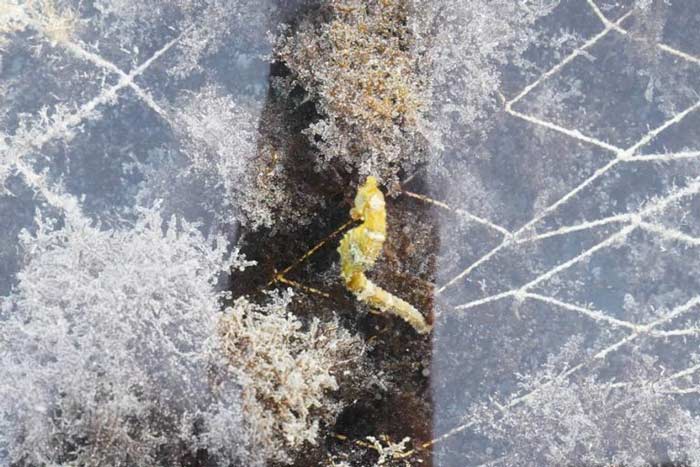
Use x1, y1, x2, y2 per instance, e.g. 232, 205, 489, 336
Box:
219, 290, 365, 464
275, 0, 557, 187
90, 0, 274, 75
176, 86, 318, 231
276, 0, 433, 187
0, 206, 364, 466
473, 337, 700, 467
0, 206, 253, 466
416, 0, 559, 146
0, 0, 78, 47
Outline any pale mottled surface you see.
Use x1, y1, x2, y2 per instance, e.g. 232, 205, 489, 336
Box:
2, 1, 700, 466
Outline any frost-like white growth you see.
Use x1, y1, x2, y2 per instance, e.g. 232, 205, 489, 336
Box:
472, 337, 700, 467
274, 0, 557, 187
0, 206, 254, 466
276, 0, 433, 187
177, 86, 269, 229
0, 0, 78, 47
176, 85, 320, 231
416, 0, 559, 147
132, 148, 237, 234
366, 435, 413, 466
0, 3, 26, 48
3, 0, 700, 465
90, 0, 274, 75
219, 290, 365, 464
429, 3, 700, 463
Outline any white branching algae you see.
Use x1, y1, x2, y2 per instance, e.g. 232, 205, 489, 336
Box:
339, 176, 432, 334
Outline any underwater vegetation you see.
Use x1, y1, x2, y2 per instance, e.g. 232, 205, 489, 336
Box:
2, 0, 700, 466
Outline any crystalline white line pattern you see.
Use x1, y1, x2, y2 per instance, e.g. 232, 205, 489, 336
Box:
430, 1, 700, 455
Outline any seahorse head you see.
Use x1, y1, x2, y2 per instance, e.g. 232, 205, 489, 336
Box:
351, 176, 383, 221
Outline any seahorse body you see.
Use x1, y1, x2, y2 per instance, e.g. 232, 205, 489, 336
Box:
339, 176, 432, 334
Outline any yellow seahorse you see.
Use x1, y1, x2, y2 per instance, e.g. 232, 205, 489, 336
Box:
338, 176, 432, 334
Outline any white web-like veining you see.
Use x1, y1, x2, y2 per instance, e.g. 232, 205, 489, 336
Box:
3, 0, 700, 463
2, 3, 183, 219
425, 0, 700, 458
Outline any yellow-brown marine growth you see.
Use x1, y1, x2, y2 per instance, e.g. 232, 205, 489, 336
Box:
339, 176, 432, 334
275, 0, 430, 187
